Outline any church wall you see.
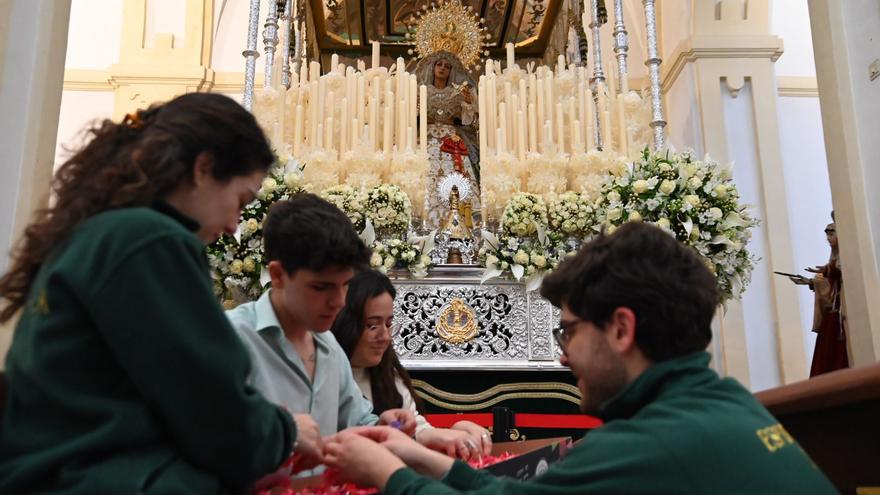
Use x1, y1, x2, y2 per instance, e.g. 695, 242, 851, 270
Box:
65, 0, 122, 69
54, 91, 115, 170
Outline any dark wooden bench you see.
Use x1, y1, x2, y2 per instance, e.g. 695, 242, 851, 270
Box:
755, 363, 880, 494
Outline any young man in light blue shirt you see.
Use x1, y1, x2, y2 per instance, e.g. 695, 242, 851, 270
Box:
226, 193, 415, 471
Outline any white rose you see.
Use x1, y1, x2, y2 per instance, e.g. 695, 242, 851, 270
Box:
659, 180, 676, 195
531, 254, 547, 268
684, 195, 701, 208
657, 217, 671, 230
607, 208, 622, 221
242, 257, 256, 273
261, 177, 278, 192
486, 254, 499, 266
628, 211, 643, 222
246, 218, 259, 233
283, 173, 300, 189
659, 162, 673, 173
420, 255, 431, 266
713, 184, 728, 199
230, 259, 244, 274
708, 207, 723, 221
370, 252, 383, 267
383, 256, 396, 269
632, 179, 650, 195
514, 250, 530, 265
607, 190, 621, 203
688, 176, 703, 190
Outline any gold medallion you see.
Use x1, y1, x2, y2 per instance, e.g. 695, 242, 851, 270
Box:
436, 298, 479, 344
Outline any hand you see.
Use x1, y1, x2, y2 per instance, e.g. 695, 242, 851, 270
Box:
331, 426, 455, 480
787, 274, 812, 286
460, 85, 473, 104
324, 431, 406, 490
291, 414, 324, 470
451, 420, 493, 456
378, 408, 417, 437
415, 428, 482, 460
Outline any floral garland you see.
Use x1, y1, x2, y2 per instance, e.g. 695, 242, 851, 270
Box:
478, 228, 572, 291
207, 162, 308, 307
594, 148, 759, 301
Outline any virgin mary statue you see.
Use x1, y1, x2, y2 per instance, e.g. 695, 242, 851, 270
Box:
416, 51, 481, 230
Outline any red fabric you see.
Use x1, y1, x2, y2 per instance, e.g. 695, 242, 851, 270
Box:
810, 265, 849, 376
423, 413, 602, 429
439, 136, 469, 175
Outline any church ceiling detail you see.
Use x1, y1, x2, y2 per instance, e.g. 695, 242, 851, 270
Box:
309, 0, 561, 57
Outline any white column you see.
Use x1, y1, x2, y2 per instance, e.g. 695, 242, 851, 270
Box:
0, 0, 72, 362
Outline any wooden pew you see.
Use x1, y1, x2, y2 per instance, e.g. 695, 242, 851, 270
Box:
755, 363, 880, 494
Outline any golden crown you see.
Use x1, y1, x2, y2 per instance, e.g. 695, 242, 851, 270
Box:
405, 1, 491, 70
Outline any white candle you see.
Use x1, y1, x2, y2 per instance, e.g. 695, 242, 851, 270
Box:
409, 75, 417, 147
372, 41, 380, 69
357, 60, 366, 72
496, 127, 506, 154
498, 102, 507, 154
398, 104, 407, 151
331, 53, 339, 73
516, 109, 526, 161
420, 84, 428, 154
325, 117, 334, 155
406, 126, 414, 152
568, 97, 578, 153
557, 54, 565, 74
555, 102, 565, 154
368, 97, 378, 151
340, 97, 348, 154
317, 78, 327, 137
586, 93, 595, 149
316, 123, 323, 148
293, 103, 304, 157
356, 74, 365, 137
518, 78, 528, 115
573, 119, 582, 151
383, 105, 393, 155
617, 97, 628, 156
310, 61, 320, 82
487, 74, 496, 150
299, 64, 308, 90
602, 110, 613, 152
326, 91, 335, 150
543, 122, 553, 154
352, 117, 360, 148
527, 102, 537, 153
509, 92, 518, 152
478, 76, 489, 156
309, 82, 319, 148
536, 78, 545, 149
506, 42, 515, 70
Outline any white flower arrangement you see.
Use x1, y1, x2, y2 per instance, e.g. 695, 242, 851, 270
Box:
594, 148, 759, 301
480, 152, 521, 222
546, 191, 596, 238
321, 184, 368, 232
341, 150, 386, 189
500, 192, 549, 237
364, 183, 412, 237
387, 150, 429, 219
207, 160, 308, 307
361, 220, 435, 278
477, 227, 572, 291
525, 152, 568, 196
301, 149, 342, 192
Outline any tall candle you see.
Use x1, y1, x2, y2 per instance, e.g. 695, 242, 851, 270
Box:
293, 103, 304, 157
310, 61, 320, 82
406, 126, 414, 152
602, 110, 613, 152
398, 105, 407, 152
409, 75, 417, 147
309, 82, 319, 148
543, 122, 553, 154
617, 97, 628, 157
383, 105, 393, 155
586, 94, 596, 149
536, 78, 545, 149
516, 110, 526, 161
568, 98, 578, 153
325, 117, 334, 155
326, 91, 335, 150
518, 78, 528, 114
340, 97, 348, 154
357, 60, 366, 72
509, 93, 518, 153
420, 84, 428, 154
496, 127, 506, 154
487, 74, 496, 150
555, 102, 565, 154
356, 75, 365, 134
369, 97, 378, 151
506, 42, 515, 70
557, 54, 565, 74
352, 117, 360, 148
372, 41, 380, 69
527, 103, 537, 153
299, 64, 308, 90
331, 53, 339, 73
478, 76, 489, 156
498, 102, 508, 154
573, 120, 582, 152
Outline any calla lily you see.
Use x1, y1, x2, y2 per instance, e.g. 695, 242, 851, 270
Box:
511, 264, 525, 281
480, 267, 504, 284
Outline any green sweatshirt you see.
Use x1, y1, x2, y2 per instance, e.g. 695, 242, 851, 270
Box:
386, 352, 838, 495
0, 203, 294, 494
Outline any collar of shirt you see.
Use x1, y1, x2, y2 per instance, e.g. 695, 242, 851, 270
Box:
251, 290, 332, 373
152, 200, 200, 232
597, 351, 715, 422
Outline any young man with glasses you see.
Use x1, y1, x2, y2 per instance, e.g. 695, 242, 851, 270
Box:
322, 222, 838, 494
225, 194, 416, 472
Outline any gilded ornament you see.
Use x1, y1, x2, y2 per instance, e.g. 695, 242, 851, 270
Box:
407, 0, 489, 70
436, 298, 479, 344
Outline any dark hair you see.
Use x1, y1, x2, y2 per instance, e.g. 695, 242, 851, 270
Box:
263, 193, 371, 275
540, 222, 718, 362
331, 270, 421, 415
0, 93, 273, 323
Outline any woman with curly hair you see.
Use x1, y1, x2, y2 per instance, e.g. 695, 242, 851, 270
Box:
0, 93, 318, 494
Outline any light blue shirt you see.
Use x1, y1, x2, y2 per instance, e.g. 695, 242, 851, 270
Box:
226, 290, 379, 438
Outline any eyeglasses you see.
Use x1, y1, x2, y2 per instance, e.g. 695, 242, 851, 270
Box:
365, 321, 401, 337
552, 323, 577, 352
